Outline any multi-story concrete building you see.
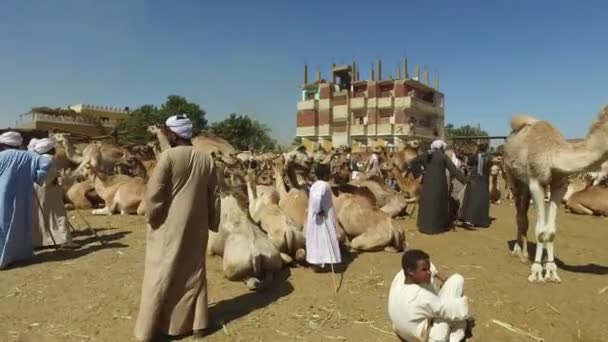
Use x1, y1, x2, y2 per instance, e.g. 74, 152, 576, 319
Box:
296, 59, 444, 151
19, 103, 129, 137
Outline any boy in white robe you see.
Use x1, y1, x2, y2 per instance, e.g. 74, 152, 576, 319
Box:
305, 163, 342, 270
388, 249, 473, 342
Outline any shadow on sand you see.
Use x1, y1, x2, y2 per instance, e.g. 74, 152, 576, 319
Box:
8, 229, 130, 270
507, 240, 608, 275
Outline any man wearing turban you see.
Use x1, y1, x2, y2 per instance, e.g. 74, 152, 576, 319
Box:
135, 115, 221, 341
409, 140, 469, 234
0, 132, 54, 269
28, 138, 77, 249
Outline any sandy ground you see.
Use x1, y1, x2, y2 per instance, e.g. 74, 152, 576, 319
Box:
1, 203, 607, 342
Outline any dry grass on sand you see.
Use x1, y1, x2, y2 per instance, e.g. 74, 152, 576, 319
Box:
1, 204, 607, 341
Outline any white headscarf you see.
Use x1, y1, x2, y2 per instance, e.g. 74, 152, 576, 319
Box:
165, 115, 193, 139
28, 138, 40, 151
0, 131, 23, 147
430, 139, 447, 151
32, 138, 55, 155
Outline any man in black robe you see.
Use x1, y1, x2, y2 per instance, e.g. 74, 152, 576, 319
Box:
460, 143, 491, 228
412, 140, 469, 235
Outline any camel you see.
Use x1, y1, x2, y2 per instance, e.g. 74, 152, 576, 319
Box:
85, 164, 146, 216
332, 190, 405, 252
272, 156, 309, 228
503, 105, 608, 283
564, 175, 608, 215
245, 169, 306, 264
207, 188, 283, 290
113, 156, 148, 179
149, 125, 239, 167
57, 169, 103, 210
489, 164, 502, 204
54, 134, 133, 177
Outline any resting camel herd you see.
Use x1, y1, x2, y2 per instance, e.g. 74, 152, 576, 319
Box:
47, 107, 608, 287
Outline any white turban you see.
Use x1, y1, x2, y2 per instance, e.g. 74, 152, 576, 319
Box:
28, 138, 40, 151
165, 115, 193, 139
430, 140, 447, 150
0, 131, 23, 147
32, 138, 55, 155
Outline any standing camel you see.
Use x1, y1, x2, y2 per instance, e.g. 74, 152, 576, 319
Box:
503, 105, 608, 283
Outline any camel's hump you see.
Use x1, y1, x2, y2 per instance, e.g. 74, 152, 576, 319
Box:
510, 115, 539, 132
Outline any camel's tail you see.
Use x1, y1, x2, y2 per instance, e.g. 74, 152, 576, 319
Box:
510, 115, 539, 133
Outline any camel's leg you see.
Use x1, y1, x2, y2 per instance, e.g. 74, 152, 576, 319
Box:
92, 206, 112, 215
528, 179, 547, 283
543, 182, 567, 283
567, 202, 594, 215
512, 185, 531, 262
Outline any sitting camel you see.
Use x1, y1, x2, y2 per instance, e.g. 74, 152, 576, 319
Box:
85, 164, 146, 216
245, 169, 306, 264
332, 188, 405, 252
564, 176, 608, 215
57, 169, 103, 210
207, 188, 283, 291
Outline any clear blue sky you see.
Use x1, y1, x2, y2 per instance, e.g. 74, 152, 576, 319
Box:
1, 0, 607, 143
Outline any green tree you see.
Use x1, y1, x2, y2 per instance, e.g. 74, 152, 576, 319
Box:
444, 124, 489, 152
210, 113, 277, 151
158, 95, 207, 133
117, 95, 207, 145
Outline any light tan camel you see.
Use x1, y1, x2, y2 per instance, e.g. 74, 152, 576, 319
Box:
57, 169, 103, 210
504, 105, 608, 283
207, 188, 283, 290
245, 169, 306, 264
54, 134, 132, 177
85, 164, 146, 216
273, 156, 309, 228
564, 175, 608, 215
332, 189, 405, 252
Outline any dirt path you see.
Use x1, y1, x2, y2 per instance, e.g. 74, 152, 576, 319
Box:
1, 204, 607, 342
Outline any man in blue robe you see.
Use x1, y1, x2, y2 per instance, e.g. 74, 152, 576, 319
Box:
0, 131, 53, 269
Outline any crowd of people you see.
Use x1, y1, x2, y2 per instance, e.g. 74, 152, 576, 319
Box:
0, 123, 490, 341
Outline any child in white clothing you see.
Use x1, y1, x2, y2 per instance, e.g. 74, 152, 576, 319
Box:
388, 249, 473, 342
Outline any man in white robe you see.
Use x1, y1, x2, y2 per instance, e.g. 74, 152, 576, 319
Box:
388, 249, 472, 342
29, 138, 76, 248
305, 163, 341, 269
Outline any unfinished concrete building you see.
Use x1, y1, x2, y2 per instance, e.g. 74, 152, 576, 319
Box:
296, 58, 444, 151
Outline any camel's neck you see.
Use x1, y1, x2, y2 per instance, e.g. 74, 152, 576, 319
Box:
245, 176, 258, 215
156, 131, 171, 152
553, 129, 608, 174
273, 168, 288, 199
62, 140, 83, 164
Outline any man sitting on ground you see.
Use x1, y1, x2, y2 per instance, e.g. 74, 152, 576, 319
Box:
388, 249, 473, 342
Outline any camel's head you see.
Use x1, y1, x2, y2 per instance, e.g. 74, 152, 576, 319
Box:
406, 140, 420, 149
51, 133, 69, 144
147, 125, 159, 135
272, 154, 286, 172
244, 168, 257, 184
490, 164, 501, 176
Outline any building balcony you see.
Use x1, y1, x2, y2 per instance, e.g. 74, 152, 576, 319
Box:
297, 99, 317, 111
350, 97, 366, 110
393, 96, 443, 116
377, 97, 393, 109
377, 123, 394, 136
410, 97, 443, 116
20, 113, 120, 128
332, 105, 348, 121
350, 125, 367, 136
